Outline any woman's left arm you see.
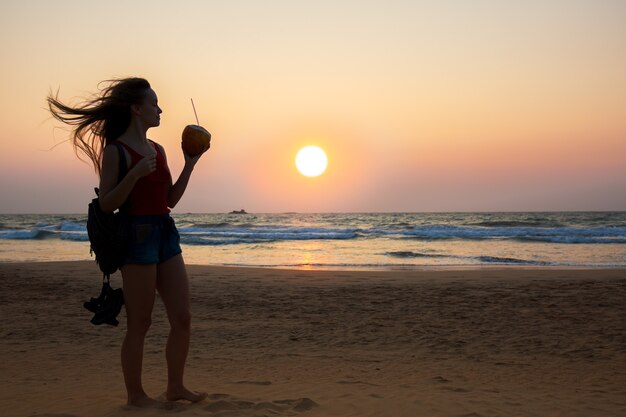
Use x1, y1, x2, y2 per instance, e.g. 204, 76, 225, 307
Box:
166, 144, 209, 209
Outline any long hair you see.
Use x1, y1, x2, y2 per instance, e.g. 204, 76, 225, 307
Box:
47, 77, 151, 176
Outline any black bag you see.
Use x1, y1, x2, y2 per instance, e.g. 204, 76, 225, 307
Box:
87, 197, 129, 278
84, 142, 128, 326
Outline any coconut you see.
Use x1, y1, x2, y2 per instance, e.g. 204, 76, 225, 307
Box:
182, 125, 211, 156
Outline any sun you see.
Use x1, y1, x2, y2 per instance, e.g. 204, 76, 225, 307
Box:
295, 146, 328, 177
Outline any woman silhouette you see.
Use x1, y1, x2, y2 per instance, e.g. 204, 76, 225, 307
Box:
48, 78, 209, 407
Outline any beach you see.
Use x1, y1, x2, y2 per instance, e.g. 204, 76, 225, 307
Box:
1, 262, 625, 417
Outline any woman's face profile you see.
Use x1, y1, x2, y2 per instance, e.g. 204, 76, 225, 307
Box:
135, 88, 162, 128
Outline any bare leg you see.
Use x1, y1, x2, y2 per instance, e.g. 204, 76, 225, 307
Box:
121, 263, 160, 407
157, 254, 207, 402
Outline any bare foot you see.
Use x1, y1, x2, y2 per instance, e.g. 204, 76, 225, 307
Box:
166, 386, 208, 403
127, 395, 163, 408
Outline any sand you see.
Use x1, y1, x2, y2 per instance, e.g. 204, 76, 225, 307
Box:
0, 261, 625, 417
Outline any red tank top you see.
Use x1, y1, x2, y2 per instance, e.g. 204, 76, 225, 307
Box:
118, 140, 172, 215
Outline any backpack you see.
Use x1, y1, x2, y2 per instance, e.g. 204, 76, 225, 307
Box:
84, 142, 128, 326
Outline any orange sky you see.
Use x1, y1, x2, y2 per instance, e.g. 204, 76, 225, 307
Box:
0, 0, 625, 213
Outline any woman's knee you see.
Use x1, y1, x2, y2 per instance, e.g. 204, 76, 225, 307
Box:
127, 315, 152, 334
169, 310, 191, 331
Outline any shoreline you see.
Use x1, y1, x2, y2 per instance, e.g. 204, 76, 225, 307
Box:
2, 258, 626, 273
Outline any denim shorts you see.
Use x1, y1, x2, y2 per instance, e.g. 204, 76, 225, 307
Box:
123, 215, 182, 265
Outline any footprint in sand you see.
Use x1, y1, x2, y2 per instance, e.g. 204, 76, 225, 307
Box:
203, 394, 318, 414
442, 386, 470, 393
29, 414, 79, 417
235, 380, 273, 385
337, 380, 380, 386
431, 376, 450, 384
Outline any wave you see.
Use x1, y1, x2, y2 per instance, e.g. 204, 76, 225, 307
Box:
386, 251, 448, 258
0, 229, 89, 241
384, 251, 545, 265
0, 220, 88, 241
372, 225, 626, 244
59, 221, 87, 232
180, 236, 273, 246
178, 226, 357, 243
189, 222, 234, 229
1, 214, 625, 246
469, 220, 564, 228
0, 229, 42, 239
477, 256, 544, 265
59, 233, 90, 242
2, 223, 625, 245
513, 236, 626, 244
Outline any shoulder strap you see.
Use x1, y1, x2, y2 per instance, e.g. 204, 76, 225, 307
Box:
149, 139, 164, 158
111, 142, 127, 183
94, 142, 129, 200
111, 142, 130, 213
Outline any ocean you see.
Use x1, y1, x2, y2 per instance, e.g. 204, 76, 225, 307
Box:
0, 212, 625, 269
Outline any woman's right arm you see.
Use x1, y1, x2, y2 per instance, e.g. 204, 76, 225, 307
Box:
98, 145, 156, 213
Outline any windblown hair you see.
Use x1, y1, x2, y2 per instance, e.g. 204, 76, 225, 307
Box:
47, 77, 151, 176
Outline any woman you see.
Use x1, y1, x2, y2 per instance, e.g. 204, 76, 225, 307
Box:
48, 78, 209, 407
